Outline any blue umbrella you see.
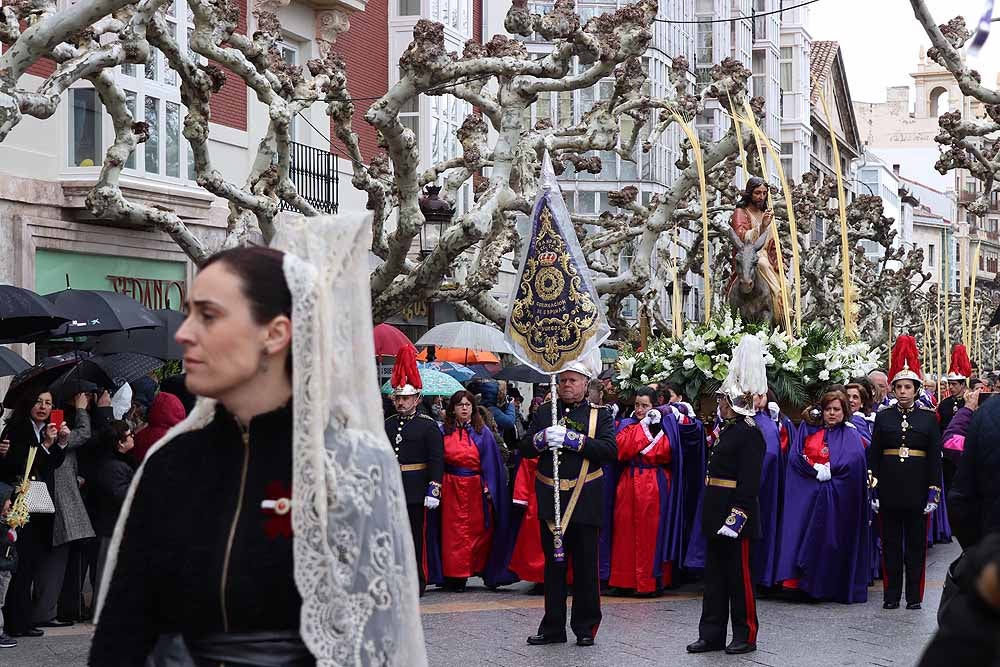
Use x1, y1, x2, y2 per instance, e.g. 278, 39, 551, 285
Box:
419, 361, 476, 382
381, 368, 464, 397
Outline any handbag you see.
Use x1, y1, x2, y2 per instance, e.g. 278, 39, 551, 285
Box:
25, 480, 55, 514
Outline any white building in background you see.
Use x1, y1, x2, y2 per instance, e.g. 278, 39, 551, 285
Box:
856, 151, 905, 258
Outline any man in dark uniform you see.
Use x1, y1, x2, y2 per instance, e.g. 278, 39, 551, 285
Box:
938, 344, 972, 434
870, 336, 941, 610
687, 334, 766, 656
384, 348, 444, 596
520, 353, 617, 648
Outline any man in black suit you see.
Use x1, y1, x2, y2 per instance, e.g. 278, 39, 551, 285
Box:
520, 354, 616, 648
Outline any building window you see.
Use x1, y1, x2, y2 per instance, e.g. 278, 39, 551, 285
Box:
145, 95, 160, 174
928, 243, 935, 265
779, 46, 793, 90
399, 96, 419, 145
70, 89, 102, 167
752, 50, 766, 99
398, 0, 420, 16
280, 43, 299, 142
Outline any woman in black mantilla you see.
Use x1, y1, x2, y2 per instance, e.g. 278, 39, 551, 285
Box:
91, 214, 428, 666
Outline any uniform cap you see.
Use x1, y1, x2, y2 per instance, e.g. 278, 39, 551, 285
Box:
888, 335, 922, 387
391, 346, 422, 396
946, 344, 972, 382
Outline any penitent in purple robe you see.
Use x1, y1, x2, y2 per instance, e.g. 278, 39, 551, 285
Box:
751, 411, 784, 587
776, 422, 870, 603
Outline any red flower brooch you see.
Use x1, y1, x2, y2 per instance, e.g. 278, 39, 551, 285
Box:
260, 481, 293, 539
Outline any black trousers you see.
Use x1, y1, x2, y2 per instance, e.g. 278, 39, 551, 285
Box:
4, 514, 52, 634
538, 520, 601, 640
406, 504, 426, 594
698, 536, 758, 646
879, 508, 928, 605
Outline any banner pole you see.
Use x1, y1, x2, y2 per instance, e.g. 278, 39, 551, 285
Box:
550, 374, 564, 561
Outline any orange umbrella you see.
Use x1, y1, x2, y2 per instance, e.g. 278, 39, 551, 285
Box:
417, 347, 500, 364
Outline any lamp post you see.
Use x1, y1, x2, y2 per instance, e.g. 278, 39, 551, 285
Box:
418, 185, 455, 361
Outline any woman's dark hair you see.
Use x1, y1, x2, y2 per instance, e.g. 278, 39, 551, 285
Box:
819, 390, 850, 424
845, 383, 872, 414
5, 386, 53, 430
102, 420, 132, 457
200, 246, 292, 377
737, 176, 769, 210
444, 390, 485, 434
634, 386, 658, 404
663, 383, 685, 402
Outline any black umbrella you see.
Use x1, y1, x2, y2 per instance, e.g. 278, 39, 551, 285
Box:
45, 289, 161, 338
3, 351, 89, 409
52, 352, 164, 393
0, 285, 70, 343
0, 347, 31, 378
92, 309, 185, 360
494, 364, 549, 384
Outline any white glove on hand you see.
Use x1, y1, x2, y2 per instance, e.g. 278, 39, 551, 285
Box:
924, 502, 938, 514
424, 496, 440, 510
545, 425, 567, 450
871, 499, 880, 513
717, 526, 739, 539
813, 462, 832, 482
641, 410, 661, 426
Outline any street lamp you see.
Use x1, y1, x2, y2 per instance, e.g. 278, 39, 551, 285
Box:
418, 185, 454, 257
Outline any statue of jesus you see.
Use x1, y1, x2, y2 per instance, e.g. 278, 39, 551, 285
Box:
728, 177, 786, 326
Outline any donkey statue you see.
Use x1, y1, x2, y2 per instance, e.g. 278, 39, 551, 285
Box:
725, 225, 778, 326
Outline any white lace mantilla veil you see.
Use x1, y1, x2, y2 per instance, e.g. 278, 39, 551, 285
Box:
95, 213, 428, 667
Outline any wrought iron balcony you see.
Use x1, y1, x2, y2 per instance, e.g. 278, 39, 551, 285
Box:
281, 141, 339, 215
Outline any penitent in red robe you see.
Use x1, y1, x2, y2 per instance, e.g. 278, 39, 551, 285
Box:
509, 457, 545, 583
609, 421, 673, 593
441, 429, 492, 578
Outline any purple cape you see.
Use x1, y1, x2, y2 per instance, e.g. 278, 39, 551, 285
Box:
775, 423, 870, 603
751, 411, 784, 586
426, 424, 518, 588
652, 408, 687, 581
678, 416, 706, 570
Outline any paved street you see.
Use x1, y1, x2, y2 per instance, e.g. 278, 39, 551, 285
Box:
5, 540, 958, 667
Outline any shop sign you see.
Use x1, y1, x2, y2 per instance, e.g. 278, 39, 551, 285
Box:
107, 274, 187, 310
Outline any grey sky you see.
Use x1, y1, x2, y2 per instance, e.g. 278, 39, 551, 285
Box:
807, 0, 999, 104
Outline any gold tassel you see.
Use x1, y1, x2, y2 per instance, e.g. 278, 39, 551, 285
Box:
736, 105, 793, 336
816, 83, 855, 341
671, 110, 712, 323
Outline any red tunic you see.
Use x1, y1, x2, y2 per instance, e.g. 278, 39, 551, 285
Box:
802, 430, 830, 466
441, 428, 492, 578
609, 422, 673, 593
509, 457, 545, 583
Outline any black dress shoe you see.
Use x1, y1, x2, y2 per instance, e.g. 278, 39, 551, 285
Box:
576, 636, 595, 647
725, 640, 757, 654
883, 601, 900, 609
526, 634, 567, 645
686, 639, 724, 653
906, 602, 922, 610
9, 628, 43, 638
526, 583, 545, 596
37, 619, 74, 628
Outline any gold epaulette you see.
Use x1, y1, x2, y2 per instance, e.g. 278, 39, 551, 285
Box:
417, 413, 437, 421
744, 416, 757, 428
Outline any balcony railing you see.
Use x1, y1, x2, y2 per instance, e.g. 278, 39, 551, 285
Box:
281, 141, 339, 215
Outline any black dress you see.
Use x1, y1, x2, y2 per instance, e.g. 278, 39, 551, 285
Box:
89, 403, 314, 666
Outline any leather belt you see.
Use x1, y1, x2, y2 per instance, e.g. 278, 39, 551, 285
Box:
536, 469, 603, 491
399, 463, 428, 472
706, 476, 738, 488
883, 448, 926, 458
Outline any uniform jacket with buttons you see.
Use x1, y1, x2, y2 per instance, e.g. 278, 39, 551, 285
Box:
869, 405, 941, 511
518, 400, 617, 528
384, 413, 444, 506
701, 416, 765, 540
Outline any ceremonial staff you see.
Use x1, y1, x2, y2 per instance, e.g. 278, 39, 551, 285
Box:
505, 151, 610, 561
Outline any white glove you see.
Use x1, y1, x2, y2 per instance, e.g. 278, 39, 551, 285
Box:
924, 502, 938, 515
545, 425, 567, 450
717, 526, 739, 539
813, 462, 832, 482
871, 499, 880, 513
424, 496, 440, 510
641, 410, 661, 426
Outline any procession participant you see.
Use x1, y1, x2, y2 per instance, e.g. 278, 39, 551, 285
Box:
384, 346, 444, 596
520, 354, 617, 647
846, 382, 874, 446
428, 390, 514, 592
609, 387, 681, 595
508, 456, 545, 592
939, 345, 972, 434
869, 336, 942, 611
777, 391, 870, 603
846, 381, 881, 582
658, 395, 703, 574
92, 216, 428, 666
766, 390, 795, 455
752, 392, 784, 589
728, 177, 786, 325
687, 335, 766, 656
868, 370, 890, 406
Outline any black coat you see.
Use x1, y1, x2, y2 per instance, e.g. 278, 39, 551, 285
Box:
700, 416, 765, 540
90, 403, 301, 666
0, 419, 66, 498
869, 405, 942, 512
518, 400, 617, 528
938, 395, 964, 434
949, 401, 1000, 548
384, 413, 444, 506
90, 452, 135, 538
